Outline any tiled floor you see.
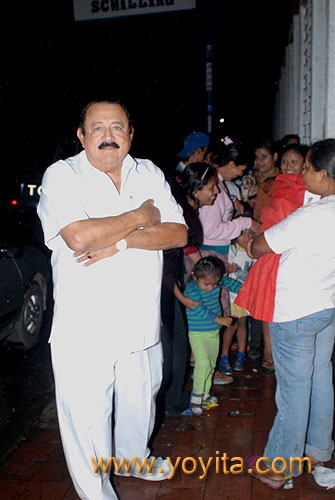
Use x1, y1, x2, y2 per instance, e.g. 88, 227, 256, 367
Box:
1, 359, 334, 499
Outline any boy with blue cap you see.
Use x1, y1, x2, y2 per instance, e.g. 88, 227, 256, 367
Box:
176, 131, 209, 173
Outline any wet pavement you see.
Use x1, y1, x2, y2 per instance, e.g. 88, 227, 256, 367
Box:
0, 338, 54, 466
0, 358, 334, 499
0, 288, 54, 467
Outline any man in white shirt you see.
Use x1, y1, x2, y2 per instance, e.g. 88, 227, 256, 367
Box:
37, 100, 187, 500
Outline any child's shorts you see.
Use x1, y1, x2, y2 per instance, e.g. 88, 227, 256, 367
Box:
231, 302, 248, 318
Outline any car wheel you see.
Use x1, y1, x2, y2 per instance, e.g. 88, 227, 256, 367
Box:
16, 282, 44, 349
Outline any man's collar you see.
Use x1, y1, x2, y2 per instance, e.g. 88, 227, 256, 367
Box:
81, 151, 136, 175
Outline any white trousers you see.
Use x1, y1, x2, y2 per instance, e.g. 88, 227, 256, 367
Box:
51, 340, 163, 500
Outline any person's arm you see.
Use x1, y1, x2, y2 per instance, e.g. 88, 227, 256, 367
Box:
184, 284, 233, 327
174, 283, 201, 310
61, 199, 163, 252
126, 222, 187, 251
184, 285, 212, 319
185, 250, 202, 265
246, 233, 273, 259
74, 222, 187, 265
221, 276, 242, 294
233, 199, 245, 215
199, 194, 259, 241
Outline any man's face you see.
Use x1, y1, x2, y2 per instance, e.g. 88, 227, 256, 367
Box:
187, 146, 208, 164
77, 102, 133, 175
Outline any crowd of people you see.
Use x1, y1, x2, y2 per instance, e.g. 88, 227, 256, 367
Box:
163, 130, 335, 490
37, 100, 335, 499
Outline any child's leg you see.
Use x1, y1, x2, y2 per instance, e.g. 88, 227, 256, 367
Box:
222, 324, 238, 356
236, 316, 248, 353
233, 316, 248, 371
262, 321, 274, 371
189, 331, 208, 416
220, 324, 237, 375
203, 331, 220, 395
189, 331, 220, 415
189, 331, 215, 394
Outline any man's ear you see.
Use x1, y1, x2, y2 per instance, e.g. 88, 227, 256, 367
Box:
129, 126, 134, 142
77, 127, 84, 147
273, 152, 278, 162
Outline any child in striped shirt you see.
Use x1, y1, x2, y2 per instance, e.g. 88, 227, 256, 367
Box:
184, 256, 241, 416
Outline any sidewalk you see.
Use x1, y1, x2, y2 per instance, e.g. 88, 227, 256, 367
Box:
1, 359, 334, 500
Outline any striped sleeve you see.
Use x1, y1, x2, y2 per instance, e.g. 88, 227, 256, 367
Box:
221, 276, 242, 294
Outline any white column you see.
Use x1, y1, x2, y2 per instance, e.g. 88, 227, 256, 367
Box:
299, 1, 312, 144
280, 65, 288, 139
325, 0, 335, 137
310, 0, 327, 142
292, 15, 301, 135
286, 43, 294, 133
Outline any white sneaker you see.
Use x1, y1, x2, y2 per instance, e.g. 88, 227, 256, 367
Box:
202, 394, 219, 409
114, 456, 171, 481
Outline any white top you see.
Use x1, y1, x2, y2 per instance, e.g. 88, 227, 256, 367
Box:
264, 194, 335, 322
176, 161, 186, 174
226, 180, 241, 200
228, 243, 255, 303
37, 151, 185, 355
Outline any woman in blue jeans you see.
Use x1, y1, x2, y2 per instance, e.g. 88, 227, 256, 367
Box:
244, 139, 335, 489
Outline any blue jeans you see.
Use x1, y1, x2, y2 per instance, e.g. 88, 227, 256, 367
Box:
264, 308, 335, 476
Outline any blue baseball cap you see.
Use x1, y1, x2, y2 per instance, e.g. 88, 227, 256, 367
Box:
178, 132, 210, 158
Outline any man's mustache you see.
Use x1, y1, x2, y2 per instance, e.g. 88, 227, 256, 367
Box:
98, 141, 120, 150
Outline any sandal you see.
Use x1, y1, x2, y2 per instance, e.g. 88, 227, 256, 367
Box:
213, 371, 233, 385
220, 355, 233, 375
262, 359, 275, 372
233, 352, 245, 371
244, 456, 286, 489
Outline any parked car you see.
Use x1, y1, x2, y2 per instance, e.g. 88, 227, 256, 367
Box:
0, 218, 51, 349
9, 139, 82, 212
0, 140, 81, 349
7, 139, 83, 253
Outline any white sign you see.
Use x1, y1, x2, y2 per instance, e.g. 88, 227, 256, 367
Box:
73, 0, 196, 22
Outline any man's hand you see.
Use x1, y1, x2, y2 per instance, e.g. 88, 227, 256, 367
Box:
138, 199, 161, 228
74, 244, 118, 266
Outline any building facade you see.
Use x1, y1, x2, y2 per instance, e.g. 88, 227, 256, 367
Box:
273, 0, 335, 144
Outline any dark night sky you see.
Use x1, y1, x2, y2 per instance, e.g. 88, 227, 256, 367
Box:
1, 0, 297, 177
